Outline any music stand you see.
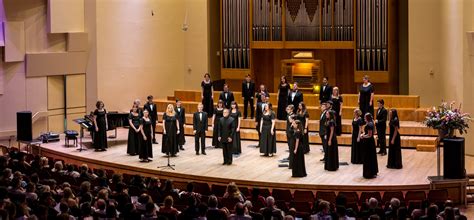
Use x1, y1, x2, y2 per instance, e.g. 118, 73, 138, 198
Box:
73, 118, 91, 152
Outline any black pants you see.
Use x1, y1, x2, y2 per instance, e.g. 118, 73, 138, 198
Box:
151, 120, 157, 142
256, 122, 261, 146
376, 124, 386, 153
222, 142, 233, 164
244, 98, 254, 118
321, 135, 328, 160
195, 131, 206, 153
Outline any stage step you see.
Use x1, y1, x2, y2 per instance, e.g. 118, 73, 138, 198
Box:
416, 144, 437, 152
173, 90, 421, 109
154, 100, 427, 122
154, 122, 437, 149
156, 113, 436, 136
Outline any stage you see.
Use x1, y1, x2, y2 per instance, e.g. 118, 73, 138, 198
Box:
38, 128, 474, 191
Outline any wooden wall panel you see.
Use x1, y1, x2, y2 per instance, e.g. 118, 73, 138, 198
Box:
67, 32, 88, 52
66, 74, 86, 108
26, 52, 88, 77
3, 21, 25, 62
47, 76, 65, 110
48, 0, 85, 33
48, 114, 64, 133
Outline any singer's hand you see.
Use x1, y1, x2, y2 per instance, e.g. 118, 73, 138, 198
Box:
193, 130, 197, 135
271, 130, 274, 135
95, 127, 98, 132
391, 140, 395, 145
143, 136, 147, 141
163, 130, 167, 135
228, 137, 232, 142
328, 140, 332, 146
218, 137, 221, 141
177, 130, 180, 134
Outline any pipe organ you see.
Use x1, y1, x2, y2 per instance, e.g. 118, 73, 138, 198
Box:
220, 0, 398, 94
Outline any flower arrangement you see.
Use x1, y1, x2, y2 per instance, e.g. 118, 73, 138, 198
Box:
423, 101, 471, 137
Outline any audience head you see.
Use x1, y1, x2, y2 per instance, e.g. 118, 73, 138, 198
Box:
266, 196, 275, 207
368, 197, 378, 208
146, 202, 156, 214
234, 202, 245, 216
53, 161, 63, 172
390, 198, 400, 209
164, 196, 174, 208
336, 205, 346, 217
318, 200, 330, 214
208, 195, 218, 208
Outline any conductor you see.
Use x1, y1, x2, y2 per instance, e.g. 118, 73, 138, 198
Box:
218, 109, 235, 165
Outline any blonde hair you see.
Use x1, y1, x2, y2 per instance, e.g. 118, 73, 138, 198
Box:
332, 87, 340, 96
354, 108, 362, 117
166, 104, 176, 116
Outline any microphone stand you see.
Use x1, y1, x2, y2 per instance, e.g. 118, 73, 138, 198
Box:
158, 132, 175, 170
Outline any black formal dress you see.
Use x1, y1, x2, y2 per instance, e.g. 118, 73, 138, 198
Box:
230, 111, 242, 154
175, 107, 186, 147
94, 109, 108, 150
162, 113, 179, 156
242, 81, 255, 118
193, 111, 208, 154
259, 112, 277, 155
376, 107, 388, 154
139, 118, 153, 160
319, 110, 328, 160
351, 117, 365, 164
387, 118, 403, 169
324, 120, 339, 171
277, 83, 290, 120
287, 90, 304, 114
143, 102, 158, 143
359, 84, 375, 116
219, 91, 235, 109
201, 81, 214, 117
255, 102, 267, 144
362, 122, 378, 178
127, 112, 141, 155
296, 111, 310, 153
319, 84, 333, 103
331, 96, 343, 136
218, 116, 235, 164
292, 131, 307, 177
286, 113, 295, 169
212, 108, 224, 147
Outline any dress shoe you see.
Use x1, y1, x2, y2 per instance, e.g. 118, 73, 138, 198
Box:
320, 158, 325, 161
179, 146, 185, 150
147, 158, 153, 161
196, 152, 200, 155
153, 141, 159, 144
202, 152, 207, 155
222, 162, 227, 165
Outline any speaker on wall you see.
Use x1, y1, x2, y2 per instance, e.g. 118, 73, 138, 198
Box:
17, 111, 32, 142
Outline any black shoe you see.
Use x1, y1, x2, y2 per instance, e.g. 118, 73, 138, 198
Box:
222, 162, 227, 165
153, 141, 158, 144
202, 152, 206, 155
320, 158, 325, 161
227, 163, 232, 165
381, 152, 387, 156
147, 158, 153, 161
171, 154, 177, 157
179, 146, 185, 150
196, 152, 200, 155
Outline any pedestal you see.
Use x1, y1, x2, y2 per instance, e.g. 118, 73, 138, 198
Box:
443, 137, 466, 179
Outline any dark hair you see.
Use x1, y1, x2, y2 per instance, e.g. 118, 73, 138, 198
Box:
281, 75, 287, 84
364, 113, 373, 122
96, 101, 104, 109
231, 101, 239, 111
377, 99, 384, 105
186, 182, 194, 192
217, 99, 224, 108
224, 84, 229, 88
323, 76, 329, 81
390, 109, 399, 121
204, 73, 210, 78
298, 102, 307, 115
145, 202, 155, 213
208, 195, 218, 208
235, 202, 245, 215
176, 99, 181, 103
246, 74, 251, 77
147, 95, 153, 100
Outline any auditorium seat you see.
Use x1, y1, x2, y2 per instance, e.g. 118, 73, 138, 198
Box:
220, 197, 242, 210
405, 190, 427, 203
359, 191, 382, 205
290, 201, 312, 213
293, 190, 315, 202
338, 191, 359, 204
239, 186, 250, 197
211, 184, 227, 197
259, 188, 272, 198
316, 191, 337, 204
272, 189, 293, 201
382, 191, 405, 205
193, 182, 211, 196
275, 200, 290, 213
428, 189, 449, 209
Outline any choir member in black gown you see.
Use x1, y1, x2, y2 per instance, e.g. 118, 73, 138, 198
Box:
286, 105, 296, 168
259, 103, 276, 156
256, 84, 269, 103
144, 95, 158, 144
277, 76, 290, 120
219, 84, 235, 109
212, 100, 225, 148
360, 113, 378, 179
133, 99, 143, 116
201, 73, 214, 117
93, 101, 108, 151
193, 103, 208, 155
218, 109, 235, 165
288, 82, 304, 114
296, 102, 310, 154
387, 109, 403, 169
358, 75, 375, 116
331, 87, 343, 136
319, 102, 329, 162
230, 101, 242, 155
291, 120, 307, 177
139, 109, 153, 162
255, 94, 268, 146
319, 76, 333, 104
175, 100, 186, 151
162, 104, 180, 157
351, 109, 364, 164
242, 74, 255, 119
376, 99, 388, 155
324, 111, 339, 171
127, 106, 141, 155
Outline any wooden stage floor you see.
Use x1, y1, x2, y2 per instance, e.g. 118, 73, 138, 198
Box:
39, 128, 474, 191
